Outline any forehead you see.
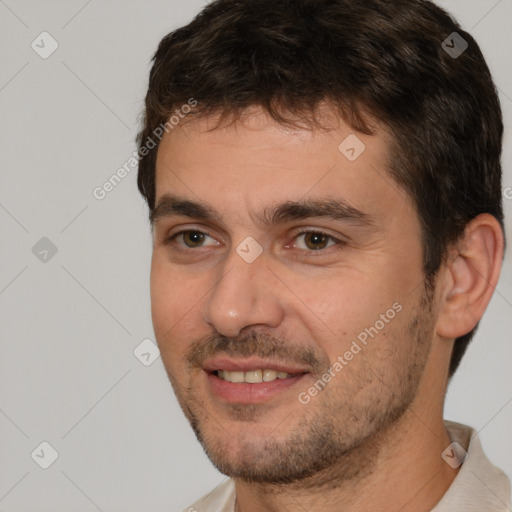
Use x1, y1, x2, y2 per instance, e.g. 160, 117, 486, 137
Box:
154, 107, 409, 223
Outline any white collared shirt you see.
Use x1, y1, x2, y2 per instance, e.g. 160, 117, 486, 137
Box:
183, 421, 510, 511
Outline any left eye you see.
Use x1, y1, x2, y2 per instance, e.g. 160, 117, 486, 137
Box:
293, 231, 338, 251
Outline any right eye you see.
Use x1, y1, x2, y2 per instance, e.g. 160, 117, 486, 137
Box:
165, 230, 219, 249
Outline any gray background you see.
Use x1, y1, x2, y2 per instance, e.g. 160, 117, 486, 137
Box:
0, 1, 511, 510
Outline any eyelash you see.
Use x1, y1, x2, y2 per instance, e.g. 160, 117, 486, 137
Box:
163, 229, 346, 255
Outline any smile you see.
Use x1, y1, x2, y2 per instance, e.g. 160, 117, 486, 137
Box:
215, 369, 296, 383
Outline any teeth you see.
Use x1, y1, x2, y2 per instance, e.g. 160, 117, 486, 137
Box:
263, 369, 277, 382
216, 369, 293, 383
229, 371, 245, 383
245, 370, 262, 383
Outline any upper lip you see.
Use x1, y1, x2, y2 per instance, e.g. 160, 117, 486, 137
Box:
202, 356, 310, 374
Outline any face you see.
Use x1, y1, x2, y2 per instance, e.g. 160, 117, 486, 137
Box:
150, 107, 437, 484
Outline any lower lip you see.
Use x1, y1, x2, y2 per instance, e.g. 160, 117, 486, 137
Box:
206, 372, 308, 404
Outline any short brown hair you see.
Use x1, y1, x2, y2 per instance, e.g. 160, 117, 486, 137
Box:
137, 0, 505, 377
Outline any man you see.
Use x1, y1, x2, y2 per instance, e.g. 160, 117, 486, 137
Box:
137, 0, 510, 510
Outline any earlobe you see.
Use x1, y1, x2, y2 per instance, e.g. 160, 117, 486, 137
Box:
436, 213, 504, 340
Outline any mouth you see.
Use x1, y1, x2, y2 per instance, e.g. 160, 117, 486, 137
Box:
202, 357, 310, 404
214, 369, 298, 383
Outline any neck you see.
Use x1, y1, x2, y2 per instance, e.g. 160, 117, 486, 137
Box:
234, 407, 458, 512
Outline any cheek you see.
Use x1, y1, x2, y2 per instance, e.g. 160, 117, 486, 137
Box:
150, 257, 199, 350
150, 257, 173, 335
283, 272, 417, 384
288, 272, 399, 337
150, 254, 220, 378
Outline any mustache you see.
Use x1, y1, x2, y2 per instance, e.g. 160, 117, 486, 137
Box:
186, 331, 328, 374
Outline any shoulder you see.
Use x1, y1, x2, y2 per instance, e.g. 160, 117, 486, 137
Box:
181, 479, 236, 512
432, 420, 510, 511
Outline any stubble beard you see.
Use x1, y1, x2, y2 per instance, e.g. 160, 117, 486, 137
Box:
166, 286, 435, 489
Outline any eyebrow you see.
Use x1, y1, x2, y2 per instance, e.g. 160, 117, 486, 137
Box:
151, 193, 378, 229
151, 194, 221, 225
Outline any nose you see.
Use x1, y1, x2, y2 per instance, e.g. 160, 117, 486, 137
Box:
201, 250, 285, 338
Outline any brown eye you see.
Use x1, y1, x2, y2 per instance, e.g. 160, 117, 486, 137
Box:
303, 232, 331, 250
182, 231, 206, 247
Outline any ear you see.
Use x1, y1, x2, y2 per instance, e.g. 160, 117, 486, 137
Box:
436, 213, 504, 339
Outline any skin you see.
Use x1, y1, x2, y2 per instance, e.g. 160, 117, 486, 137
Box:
150, 105, 503, 511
